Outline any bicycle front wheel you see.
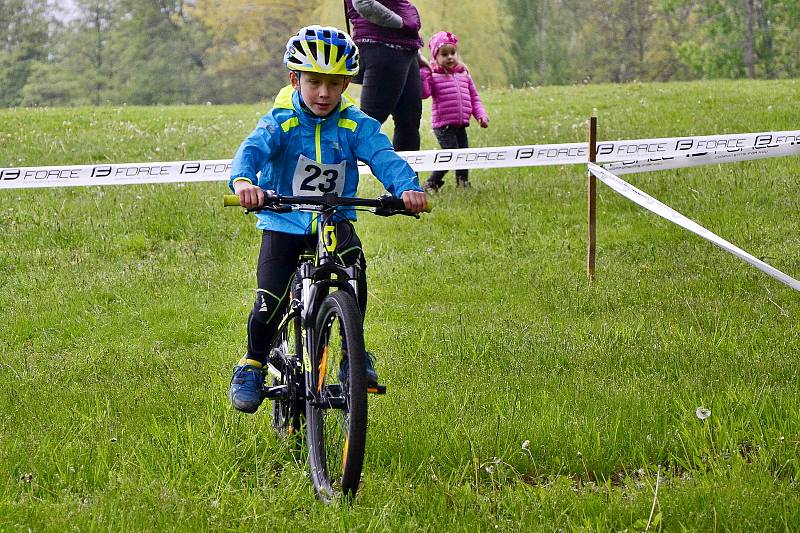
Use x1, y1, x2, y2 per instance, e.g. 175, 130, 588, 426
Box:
306, 290, 368, 502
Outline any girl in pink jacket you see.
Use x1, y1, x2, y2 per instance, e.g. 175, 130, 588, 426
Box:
420, 31, 489, 190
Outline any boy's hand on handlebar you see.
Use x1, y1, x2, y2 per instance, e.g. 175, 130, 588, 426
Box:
233, 180, 264, 209
401, 190, 428, 214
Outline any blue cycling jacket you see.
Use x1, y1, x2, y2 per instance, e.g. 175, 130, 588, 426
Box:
229, 85, 421, 234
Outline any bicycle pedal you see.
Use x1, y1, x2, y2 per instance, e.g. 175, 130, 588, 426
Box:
367, 384, 387, 395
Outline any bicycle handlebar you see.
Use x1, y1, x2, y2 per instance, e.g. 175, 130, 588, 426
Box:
223, 192, 432, 217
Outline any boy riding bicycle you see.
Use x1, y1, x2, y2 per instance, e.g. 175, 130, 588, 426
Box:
228, 25, 428, 414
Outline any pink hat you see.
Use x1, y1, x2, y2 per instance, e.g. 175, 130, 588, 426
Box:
428, 31, 458, 58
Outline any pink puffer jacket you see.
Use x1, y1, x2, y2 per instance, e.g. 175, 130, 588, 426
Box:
420, 64, 488, 129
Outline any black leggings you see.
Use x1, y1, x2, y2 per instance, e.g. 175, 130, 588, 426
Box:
428, 125, 469, 184
357, 42, 422, 152
247, 224, 366, 363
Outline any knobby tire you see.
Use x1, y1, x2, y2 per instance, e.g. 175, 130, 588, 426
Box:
306, 290, 368, 503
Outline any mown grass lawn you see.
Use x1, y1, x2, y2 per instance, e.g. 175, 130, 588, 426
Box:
1, 79, 799, 531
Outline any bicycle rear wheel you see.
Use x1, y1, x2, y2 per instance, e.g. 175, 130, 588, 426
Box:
306, 290, 368, 502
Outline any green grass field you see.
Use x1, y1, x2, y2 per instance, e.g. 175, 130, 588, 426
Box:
1, 79, 799, 531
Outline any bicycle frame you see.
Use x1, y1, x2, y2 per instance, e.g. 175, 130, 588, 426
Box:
262, 201, 367, 408
225, 191, 423, 500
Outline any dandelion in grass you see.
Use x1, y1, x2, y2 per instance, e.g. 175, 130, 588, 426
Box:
695, 407, 711, 420
483, 457, 502, 474
522, 440, 534, 461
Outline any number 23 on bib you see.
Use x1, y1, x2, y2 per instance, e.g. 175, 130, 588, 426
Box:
292, 155, 346, 196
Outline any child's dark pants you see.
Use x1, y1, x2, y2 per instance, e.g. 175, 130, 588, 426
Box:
247, 223, 366, 363
428, 125, 469, 186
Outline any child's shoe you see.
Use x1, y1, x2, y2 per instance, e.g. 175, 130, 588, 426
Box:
455, 176, 471, 188
338, 351, 379, 387
229, 357, 266, 413
423, 178, 444, 192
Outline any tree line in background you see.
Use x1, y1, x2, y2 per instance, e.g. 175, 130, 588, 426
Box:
1, 0, 798, 107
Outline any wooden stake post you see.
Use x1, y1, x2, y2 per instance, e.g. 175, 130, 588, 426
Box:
587, 116, 597, 281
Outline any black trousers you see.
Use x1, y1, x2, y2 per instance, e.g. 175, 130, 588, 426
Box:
357, 42, 422, 152
428, 125, 469, 184
246, 224, 366, 363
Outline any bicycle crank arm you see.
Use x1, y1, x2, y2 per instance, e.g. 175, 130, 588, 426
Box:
367, 384, 387, 395
262, 384, 288, 400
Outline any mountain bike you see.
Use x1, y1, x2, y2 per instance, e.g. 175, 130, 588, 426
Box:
224, 191, 425, 503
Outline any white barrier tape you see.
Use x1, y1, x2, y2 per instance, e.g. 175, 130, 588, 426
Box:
394, 130, 800, 172
588, 163, 800, 292
0, 159, 232, 190
604, 142, 800, 175
0, 144, 589, 189
2, 130, 799, 189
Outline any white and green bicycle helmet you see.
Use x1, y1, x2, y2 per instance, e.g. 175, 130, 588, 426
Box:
284, 25, 360, 76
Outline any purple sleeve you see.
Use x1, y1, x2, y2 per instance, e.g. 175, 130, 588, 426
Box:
396, 0, 421, 31
419, 67, 432, 99
468, 75, 488, 121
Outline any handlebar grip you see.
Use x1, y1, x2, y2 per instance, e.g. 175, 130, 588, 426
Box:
396, 194, 435, 213
381, 195, 407, 211
223, 194, 241, 207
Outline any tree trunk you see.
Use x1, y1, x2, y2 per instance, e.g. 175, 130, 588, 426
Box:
743, 0, 755, 78
755, 0, 774, 78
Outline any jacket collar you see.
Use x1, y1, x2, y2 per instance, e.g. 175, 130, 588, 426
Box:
273, 85, 356, 125
432, 62, 466, 74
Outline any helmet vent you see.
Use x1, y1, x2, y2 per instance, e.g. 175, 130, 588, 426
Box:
323, 42, 332, 65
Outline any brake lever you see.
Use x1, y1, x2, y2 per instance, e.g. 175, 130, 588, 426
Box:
244, 204, 292, 214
